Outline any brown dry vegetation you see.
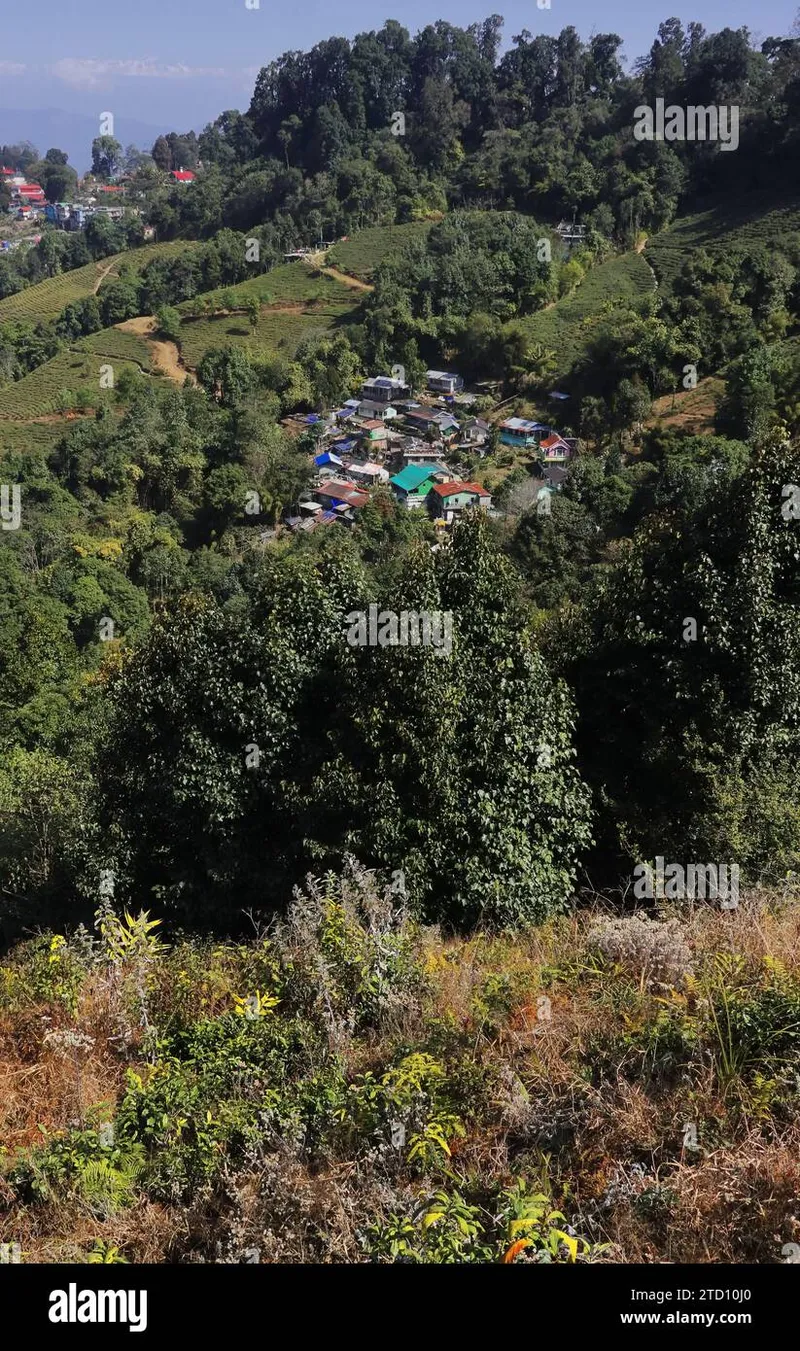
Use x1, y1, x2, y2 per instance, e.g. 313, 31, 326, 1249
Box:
3, 875, 800, 1265
648, 377, 725, 434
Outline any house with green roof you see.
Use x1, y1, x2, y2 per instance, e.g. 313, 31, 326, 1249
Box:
389, 463, 443, 509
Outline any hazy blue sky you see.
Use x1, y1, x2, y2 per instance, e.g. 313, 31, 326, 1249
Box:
1, 1, 798, 132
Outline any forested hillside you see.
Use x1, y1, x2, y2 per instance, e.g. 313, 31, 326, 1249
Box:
2, 13, 800, 1271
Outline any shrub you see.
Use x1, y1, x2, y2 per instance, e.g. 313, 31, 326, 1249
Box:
270, 858, 424, 1044
7, 1127, 145, 1215
365, 1177, 601, 1263
113, 1011, 325, 1197
587, 915, 693, 991
155, 305, 182, 343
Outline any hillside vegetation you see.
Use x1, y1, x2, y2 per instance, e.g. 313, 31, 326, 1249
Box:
2, 867, 800, 1264
0, 241, 194, 325
0, 349, 156, 420
327, 221, 433, 281
175, 261, 363, 369
178, 302, 356, 372
646, 196, 800, 298
78, 327, 158, 374
520, 252, 656, 380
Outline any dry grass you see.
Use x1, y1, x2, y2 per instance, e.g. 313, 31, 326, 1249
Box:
2, 889, 800, 1263
648, 377, 725, 435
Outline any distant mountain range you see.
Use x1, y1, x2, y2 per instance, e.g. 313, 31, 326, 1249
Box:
0, 108, 180, 173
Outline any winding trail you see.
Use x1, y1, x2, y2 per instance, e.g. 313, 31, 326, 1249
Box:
92, 258, 121, 294
317, 264, 372, 291
301, 248, 373, 292
636, 235, 659, 292
116, 316, 192, 384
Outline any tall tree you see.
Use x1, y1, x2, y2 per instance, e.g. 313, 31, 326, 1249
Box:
151, 135, 172, 171
91, 135, 122, 180
95, 517, 591, 928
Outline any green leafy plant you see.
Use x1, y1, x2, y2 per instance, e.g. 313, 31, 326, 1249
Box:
87, 1241, 129, 1264
499, 1178, 588, 1263
97, 908, 168, 966
407, 1113, 465, 1168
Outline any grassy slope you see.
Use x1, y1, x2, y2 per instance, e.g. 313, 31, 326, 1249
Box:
79, 327, 157, 373
179, 306, 353, 369
178, 259, 355, 312
0, 419, 81, 453
327, 221, 433, 281
0, 240, 194, 326
520, 252, 655, 380
176, 260, 362, 370
648, 376, 726, 434
645, 195, 800, 297
0, 348, 155, 421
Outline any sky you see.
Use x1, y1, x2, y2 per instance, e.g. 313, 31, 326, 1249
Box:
1, 0, 798, 147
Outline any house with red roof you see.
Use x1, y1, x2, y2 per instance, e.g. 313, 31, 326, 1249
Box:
14, 183, 46, 205
537, 433, 573, 463
170, 170, 196, 183
313, 479, 369, 511
428, 481, 492, 522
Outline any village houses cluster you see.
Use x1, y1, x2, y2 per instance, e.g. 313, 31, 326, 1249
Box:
0, 164, 196, 250
0, 159, 579, 515
280, 369, 577, 534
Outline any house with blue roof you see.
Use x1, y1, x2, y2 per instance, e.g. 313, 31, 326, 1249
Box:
499, 418, 552, 449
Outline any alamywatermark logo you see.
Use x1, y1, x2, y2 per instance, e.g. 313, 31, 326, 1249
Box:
633, 856, 739, 908
49, 1284, 147, 1332
634, 98, 739, 151
345, 604, 452, 656
1, 484, 21, 531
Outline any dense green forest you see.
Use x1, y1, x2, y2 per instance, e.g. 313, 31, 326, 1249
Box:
3, 13, 800, 1270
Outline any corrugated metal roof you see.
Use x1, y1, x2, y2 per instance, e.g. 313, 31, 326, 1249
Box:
431, 481, 491, 498
501, 417, 549, 432
391, 465, 437, 492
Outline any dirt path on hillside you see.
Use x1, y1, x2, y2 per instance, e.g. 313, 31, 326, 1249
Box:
318, 265, 372, 291
635, 236, 659, 292
92, 258, 121, 293
151, 338, 190, 382
0, 411, 86, 424
116, 316, 191, 384
117, 315, 158, 337
302, 253, 372, 292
